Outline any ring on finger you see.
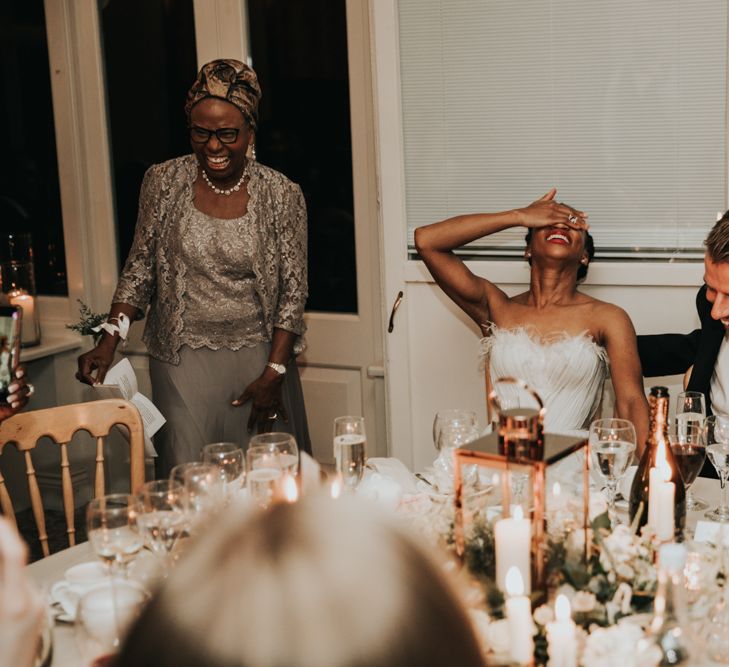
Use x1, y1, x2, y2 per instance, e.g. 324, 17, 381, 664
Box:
26, 383, 35, 397
268, 413, 278, 421
568, 214, 578, 224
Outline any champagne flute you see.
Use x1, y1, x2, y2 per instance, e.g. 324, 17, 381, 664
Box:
246, 445, 285, 508
589, 418, 637, 527
249, 432, 298, 474
333, 416, 366, 492
676, 391, 706, 433
668, 422, 707, 512
202, 442, 245, 494
705, 415, 729, 522
134, 480, 189, 565
432, 409, 477, 451
86, 494, 143, 576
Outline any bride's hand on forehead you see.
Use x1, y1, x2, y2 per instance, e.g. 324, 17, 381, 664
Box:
518, 188, 589, 231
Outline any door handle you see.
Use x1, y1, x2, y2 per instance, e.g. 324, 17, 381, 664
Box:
387, 290, 404, 333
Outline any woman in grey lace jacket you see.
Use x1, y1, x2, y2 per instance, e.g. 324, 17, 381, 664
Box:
77, 60, 311, 474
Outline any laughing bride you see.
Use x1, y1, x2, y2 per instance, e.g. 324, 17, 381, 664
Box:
414, 188, 649, 450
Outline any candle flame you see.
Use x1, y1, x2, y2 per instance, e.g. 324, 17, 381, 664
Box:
552, 482, 561, 497
513, 505, 524, 521
555, 594, 571, 622
283, 475, 298, 503
656, 439, 672, 482
330, 476, 343, 499
505, 566, 524, 597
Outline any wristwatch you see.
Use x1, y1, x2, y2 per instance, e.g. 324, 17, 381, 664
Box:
266, 361, 287, 376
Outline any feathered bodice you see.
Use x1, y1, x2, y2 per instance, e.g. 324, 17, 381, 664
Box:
480, 326, 609, 434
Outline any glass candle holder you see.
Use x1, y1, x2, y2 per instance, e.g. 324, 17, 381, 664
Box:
1, 260, 41, 347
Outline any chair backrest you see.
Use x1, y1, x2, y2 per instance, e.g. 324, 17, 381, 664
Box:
0, 399, 145, 557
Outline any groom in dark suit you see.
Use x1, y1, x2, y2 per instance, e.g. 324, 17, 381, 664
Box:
638, 214, 729, 476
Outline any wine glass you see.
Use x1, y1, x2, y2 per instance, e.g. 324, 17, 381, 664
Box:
432, 409, 477, 451
589, 418, 637, 527
182, 463, 225, 518
86, 494, 143, 576
202, 442, 245, 494
676, 391, 706, 433
249, 432, 298, 474
246, 444, 285, 508
134, 480, 189, 565
75, 579, 149, 664
668, 422, 707, 512
333, 416, 367, 492
704, 415, 729, 522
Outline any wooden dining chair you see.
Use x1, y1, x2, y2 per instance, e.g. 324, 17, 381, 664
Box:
0, 398, 145, 557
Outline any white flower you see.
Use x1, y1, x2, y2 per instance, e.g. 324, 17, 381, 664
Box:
485, 619, 511, 654
572, 591, 597, 613
533, 604, 554, 626
615, 562, 636, 581
582, 623, 647, 667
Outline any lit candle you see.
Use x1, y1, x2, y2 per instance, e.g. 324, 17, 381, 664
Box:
546, 594, 577, 667
8, 290, 38, 345
505, 566, 534, 665
648, 439, 675, 542
495, 504, 532, 594
282, 474, 299, 503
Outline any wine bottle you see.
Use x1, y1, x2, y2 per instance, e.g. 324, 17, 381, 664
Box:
628, 386, 686, 539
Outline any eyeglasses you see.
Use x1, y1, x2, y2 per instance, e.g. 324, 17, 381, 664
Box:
189, 126, 241, 144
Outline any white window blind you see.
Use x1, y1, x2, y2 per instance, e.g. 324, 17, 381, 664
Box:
398, 0, 727, 259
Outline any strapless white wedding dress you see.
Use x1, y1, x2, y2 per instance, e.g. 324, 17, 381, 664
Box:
480, 326, 609, 435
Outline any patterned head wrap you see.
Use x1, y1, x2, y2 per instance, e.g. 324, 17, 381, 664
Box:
185, 59, 262, 130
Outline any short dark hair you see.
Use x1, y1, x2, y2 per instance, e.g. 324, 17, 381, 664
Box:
524, 227, 595, 281
705, 211, 729, 264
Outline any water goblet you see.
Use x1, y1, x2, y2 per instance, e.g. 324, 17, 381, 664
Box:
705, 415, 729, 522
249, 432, 298, 474
432, 409, 478, 451
333, 416, 367, 492
589, 418, 637, 527
246, 444, 286, 508
676, 391, 706, 433
75, 579, 149, 665
134, 479, 189, 566
668, 422, 706, 512
182, 463, 225, 518
86, 494, 143, 576
202, 442, 245, 494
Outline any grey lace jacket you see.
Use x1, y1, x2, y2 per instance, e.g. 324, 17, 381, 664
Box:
112, 155, 307, 364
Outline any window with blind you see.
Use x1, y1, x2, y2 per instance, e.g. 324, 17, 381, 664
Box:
398, 0, 727, 260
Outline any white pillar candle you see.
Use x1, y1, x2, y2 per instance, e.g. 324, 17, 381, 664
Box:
547, 594, 577, 667
505, 566, 534, 665
8, 290, 38, 345
495, 504, 532, 594
648, 440, 675, 542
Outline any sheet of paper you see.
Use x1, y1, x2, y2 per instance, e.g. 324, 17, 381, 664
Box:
96, 357, 137, 400
693, 520, 729, 545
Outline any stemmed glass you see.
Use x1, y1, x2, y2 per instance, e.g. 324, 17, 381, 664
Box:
246, 445, 285, 508
249, 432, 298, 474
668, 422, 706, 512
202, 442, 245, 495
333, 416, 367, 492
589, 418, 637, 528
134, 480, 189, 566
432, 409, 477, 451
182, 463, 225, 518
86, 494, 143, 576
705, 415, 729, 522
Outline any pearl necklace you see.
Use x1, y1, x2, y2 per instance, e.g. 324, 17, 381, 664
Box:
200, 161, 250, 196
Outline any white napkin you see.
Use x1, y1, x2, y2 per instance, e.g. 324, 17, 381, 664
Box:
356, 472, 403, 510
365, 457, 419, 494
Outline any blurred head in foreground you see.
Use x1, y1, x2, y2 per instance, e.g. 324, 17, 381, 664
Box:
117, 495, 485, 667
